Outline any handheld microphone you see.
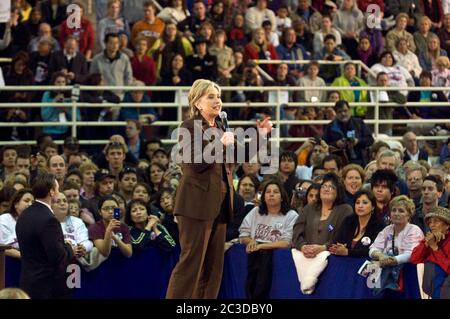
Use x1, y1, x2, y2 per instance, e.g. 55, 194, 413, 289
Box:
219, 111, 229, 131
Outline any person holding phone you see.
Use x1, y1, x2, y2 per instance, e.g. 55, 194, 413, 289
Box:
88, 195, 132, 258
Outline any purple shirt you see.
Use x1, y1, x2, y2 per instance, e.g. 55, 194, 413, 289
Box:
88, 220, 131, 245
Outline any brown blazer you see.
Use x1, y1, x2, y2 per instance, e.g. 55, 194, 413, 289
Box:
174, 115, 235, 221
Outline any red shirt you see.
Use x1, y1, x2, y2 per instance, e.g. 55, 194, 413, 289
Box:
130, 55, 157, 86
60, 19, 94, 56
411, 235, 450, 274
88, 220, 131, 245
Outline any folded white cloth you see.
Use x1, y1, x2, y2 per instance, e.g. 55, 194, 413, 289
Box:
291, 249, 330, 294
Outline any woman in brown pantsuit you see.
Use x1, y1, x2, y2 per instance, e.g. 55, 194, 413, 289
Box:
166, 79, 272, 299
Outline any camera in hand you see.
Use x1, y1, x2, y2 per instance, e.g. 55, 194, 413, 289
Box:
345, 130, 357, 160
113, 208, 121, 220
294, 186, 307, 199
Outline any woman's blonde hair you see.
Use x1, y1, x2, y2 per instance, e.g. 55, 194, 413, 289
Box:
341, 164, 365, 181
389, 195, 415, 216
0, 288, 30, 299
436, 56, 450, 68
188, 79, 221, 118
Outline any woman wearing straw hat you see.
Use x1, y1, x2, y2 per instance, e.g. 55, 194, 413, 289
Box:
411, 206, 450, 299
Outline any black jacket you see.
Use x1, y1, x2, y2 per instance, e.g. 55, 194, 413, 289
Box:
49, 50, 89, 84
15, 201, 74, 299
333, 213, 384, 257
403, 149, 429, 163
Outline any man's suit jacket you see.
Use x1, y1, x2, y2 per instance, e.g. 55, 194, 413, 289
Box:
48, 50, 88, 84
403, 149, 429, 163
16, 201, 74, 299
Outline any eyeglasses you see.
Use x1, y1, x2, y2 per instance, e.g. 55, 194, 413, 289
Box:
101, 206, 117, 212
321, 184, 336, 190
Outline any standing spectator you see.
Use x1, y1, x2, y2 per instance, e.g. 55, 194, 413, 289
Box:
59, 2, 94, 59
131, 0, 165, 49
90, 33, 133, 103
48, 36, 88, 84
370, 169, 398, 226
15, 172, 75, 299
88, 195, 132, 258
386, 13, 416, 53
239, 180, 298, 299
403, 131, 429, 162
313, 34, 350, 83
23, 6, 43, 38
0, 189, 34, 259
29, 38, 52, 86
0, 6, 31, 56
410, 206, 450, 299
125, 198, 176, 251
341, 164, 365, 207
97, 0, 131, 51
329, 189, 384, 257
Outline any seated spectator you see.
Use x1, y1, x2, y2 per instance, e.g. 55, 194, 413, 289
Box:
23, 6, 43, 38
228, 13, 247, 50
97, 0, 130, 51
369, 195, 424, 293
0, 6, 30, 56
403, 131, 429, 162
239, 179, 298, 299
29, 37, 52, 86
437, 13, 450, 56
245, 0, 277, 34
28, 23, 60, 53
198, 21, 216, 45
275, 5, 292, 37
292, 16, 314, 54
88, 195, 132, 258
431, 56, 450, 97
356, 35, 378, 69
323, 100, 374, 167
333, 0, 364, 59
313, 15, 342, 56
370, 51, 415, 96
244, 28, 278, 76
119, 80, 157, 123
0, 188, 34, 258
313, 34, 350, 83
157, 0, 190, 25
393, 38, 423, 79
290, 0, 322, 33
411, 206, 450, 299
52, 192, 92, 259
148, 162, 166, 195
48, 36, 88, 85
276, 27, 310, 78
419, 34, 448, 71
420, 0, 445, 30
187, 35, 218, 81
297, 61, 326, 102
386, 13, 416, 53
262, 19, 279, 47
414, 16, 437, 56
290, 179, 313, 213
208, 0, 226, 30
330, 189, 384, 257
41, 72, 81, 139
59, 2, 94, 59
407, 70, 448, 120
177, 0, 209, 41
359, 22, 384, 61
331, 62, 368, 117
124, 198, 176, 252
292, 172, 353, 257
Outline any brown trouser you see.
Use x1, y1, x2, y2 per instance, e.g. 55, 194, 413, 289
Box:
166, 215, 226, 299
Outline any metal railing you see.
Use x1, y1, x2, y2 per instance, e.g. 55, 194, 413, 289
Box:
0, 85, 449, 148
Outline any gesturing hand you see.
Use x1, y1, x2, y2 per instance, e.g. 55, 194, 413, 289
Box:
256, 116, 273, 136
220, 131, 234, 146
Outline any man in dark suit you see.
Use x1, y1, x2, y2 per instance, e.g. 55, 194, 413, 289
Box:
48, 36, 88, 84
402, 131, 429, 163
16, 172, 74, 299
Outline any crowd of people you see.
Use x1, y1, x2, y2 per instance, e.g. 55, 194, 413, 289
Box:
0, 0, 449, 299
